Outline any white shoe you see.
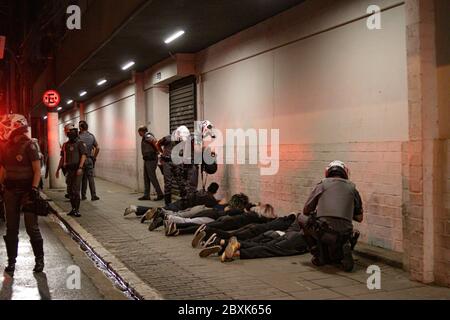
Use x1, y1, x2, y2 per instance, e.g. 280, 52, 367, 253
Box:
124, 206, 136, 216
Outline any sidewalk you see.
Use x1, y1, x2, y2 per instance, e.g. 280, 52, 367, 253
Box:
46, 178, 450, 300
0, 215, 126, 300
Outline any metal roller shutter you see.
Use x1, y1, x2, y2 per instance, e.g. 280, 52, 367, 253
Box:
169, 76, 197, 196
169, 75, 197, 134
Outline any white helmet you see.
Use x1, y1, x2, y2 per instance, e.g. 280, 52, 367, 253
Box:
0, 114, 29, 141
200, 120, 215, 139
171, 125, 190, 142
64, 123, 76, 133
325, 160, 349, 179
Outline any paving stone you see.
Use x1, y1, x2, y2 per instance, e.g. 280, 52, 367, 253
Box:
45, 179, 450, 300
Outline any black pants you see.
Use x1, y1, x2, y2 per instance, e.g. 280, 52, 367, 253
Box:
177, 214, 269, 235
185, 164, 198, 197
239, 231, 308, 259
162, 161, 186, 198
144, 160, 163, 197
81, 160, 97, 198
204, 215, 296, 240
3, 189, 43, 242
66, 169, 82, 211
301, 215, 353, 264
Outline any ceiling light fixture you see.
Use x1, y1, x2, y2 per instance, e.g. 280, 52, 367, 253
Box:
121, 61, 135, 70
43, 116, 47, 120
79, 91, 87, 97
164, 30, 185, 44
67, 99, 73, 105
57, 107, 62, 111
97, 79, 107, 86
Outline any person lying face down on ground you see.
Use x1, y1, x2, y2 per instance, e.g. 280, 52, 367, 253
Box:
163, 201, 276, 238
144, 192, 252, 232
195, 211, 310, 262
123, 182, 220, 219
299, 160, 363, 272
192, 212, 298, 250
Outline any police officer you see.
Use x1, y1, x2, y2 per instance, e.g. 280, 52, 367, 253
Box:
157, 126, 190, 206
138, 125, 164, 201
189, 120, 216, 193
0, 114, 45, 275
78, 120, 100, 201
301, 160, 363, 272
56, 124, 87, 217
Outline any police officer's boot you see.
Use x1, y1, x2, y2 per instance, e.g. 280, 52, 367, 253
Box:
3, 236, 18, 276
341, 240, 354, 272
30, 239, 44, 273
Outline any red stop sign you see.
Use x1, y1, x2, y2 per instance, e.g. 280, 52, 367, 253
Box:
43, 90, 61, 108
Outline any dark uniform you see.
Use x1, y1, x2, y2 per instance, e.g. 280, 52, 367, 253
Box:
141, 131, 163, 199
302, 177, 363, 270
61, 138, 87, 214
158, 135, 186, 206
0, 135, 44, 272
79, 131, 98, 200
184, 133, 200, 196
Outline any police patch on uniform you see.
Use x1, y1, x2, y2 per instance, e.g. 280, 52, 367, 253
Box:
16, 154, 23, 162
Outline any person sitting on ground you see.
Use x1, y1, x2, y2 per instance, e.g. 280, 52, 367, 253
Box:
165, 201, 275, 239
300, 160, 363, 272
126, 182, 220, 220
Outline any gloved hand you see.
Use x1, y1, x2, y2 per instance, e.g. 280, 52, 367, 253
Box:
30, 187, 40, 202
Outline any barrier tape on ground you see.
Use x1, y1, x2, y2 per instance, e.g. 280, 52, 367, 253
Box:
41, 192, 163, 300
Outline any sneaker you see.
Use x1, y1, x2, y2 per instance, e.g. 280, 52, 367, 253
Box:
192, 231, 206, 248
203, 233, 218, 248
193, 224, 207, 239
138, 196, 151, 201
149, 216, 164, 231
141, 208, 158, 223
221, 236, 240, 262
64, 194, 70, 199
341, 242, 354, 272
166, 221, 178, 236
153, 195, 164, 201
163, 219, 169, 234
124, 207, 135, 216
69, 210, 81, 218
199, 245, 222, 258
67, 209, 76, 216
91, 196, 100, 201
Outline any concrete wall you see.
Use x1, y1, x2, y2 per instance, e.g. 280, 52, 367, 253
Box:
59, 82, 138, 189
435, 140, 450, 284
197, 0, 408, 252
433, 0, 450, 286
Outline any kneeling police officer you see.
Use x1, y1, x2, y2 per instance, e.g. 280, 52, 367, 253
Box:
57, 124, 87, 217
301, 160, 363, 272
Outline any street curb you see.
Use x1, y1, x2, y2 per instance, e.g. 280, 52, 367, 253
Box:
42, 192, 164, 300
